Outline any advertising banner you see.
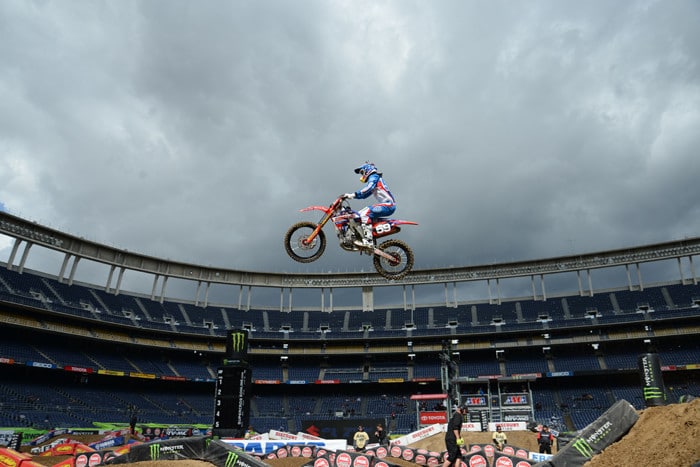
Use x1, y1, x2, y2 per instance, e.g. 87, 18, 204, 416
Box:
638, 353, 667, 407
220, 439, 347, 455
419, 411, 447, 425
500, 394, 529, 407
226, 330, 249, 361
119, 437, 209, 463
301, 419, 384, 446
390, 424, 444, 446
541, 399, 638, 466
463, 396, 488, 407
203, 439, 269, 467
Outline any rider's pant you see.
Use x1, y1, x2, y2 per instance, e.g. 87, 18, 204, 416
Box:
359, 204, 396, 224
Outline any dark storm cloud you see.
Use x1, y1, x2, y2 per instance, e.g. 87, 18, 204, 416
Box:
1, 0, 699, 281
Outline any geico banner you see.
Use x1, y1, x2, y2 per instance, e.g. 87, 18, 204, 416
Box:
221, 439, 347, 455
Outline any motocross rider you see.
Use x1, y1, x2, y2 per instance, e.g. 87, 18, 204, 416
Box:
342, 162, 396, 248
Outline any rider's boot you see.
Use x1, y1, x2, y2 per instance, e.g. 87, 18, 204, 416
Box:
354, 223, 374, 248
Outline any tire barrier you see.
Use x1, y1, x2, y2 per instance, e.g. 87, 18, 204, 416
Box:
469, 444, 496, 458
492, 452, 535, 466
287, 443, 319, 459
333, 450, 374, 467
371, 460, 402, 467
74, 449, 117, 467
463, 448, 489, 467
465, 444, 534, 467
364, 445, 390, 459
389, 444, 444, 465
532, 399, 639, 467
638, 353, 667, 407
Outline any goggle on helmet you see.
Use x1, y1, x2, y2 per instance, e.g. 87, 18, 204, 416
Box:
354, 162, 377, 183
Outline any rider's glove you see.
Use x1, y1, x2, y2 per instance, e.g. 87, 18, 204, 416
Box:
342, 192, 355, 199
456, 438, 464, 447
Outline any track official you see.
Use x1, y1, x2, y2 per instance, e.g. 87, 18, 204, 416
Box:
442, 404, 467, 467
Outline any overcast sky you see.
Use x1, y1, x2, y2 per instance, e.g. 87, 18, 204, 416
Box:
2, 1, 700, 299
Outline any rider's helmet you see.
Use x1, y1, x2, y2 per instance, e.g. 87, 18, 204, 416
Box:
354, 162, 377, 183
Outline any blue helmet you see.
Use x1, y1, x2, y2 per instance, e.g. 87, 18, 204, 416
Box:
354, 162, 377, 183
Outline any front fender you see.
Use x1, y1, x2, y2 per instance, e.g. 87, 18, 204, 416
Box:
300, 205, 333, 214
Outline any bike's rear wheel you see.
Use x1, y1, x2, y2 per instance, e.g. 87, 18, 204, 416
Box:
284, 222, 326, 263
373, 239, 414, 280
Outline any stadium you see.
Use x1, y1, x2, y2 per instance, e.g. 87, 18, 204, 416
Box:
1, 209, 699, 466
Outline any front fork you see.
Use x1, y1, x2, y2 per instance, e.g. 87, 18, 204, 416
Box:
304, 211, 334, 245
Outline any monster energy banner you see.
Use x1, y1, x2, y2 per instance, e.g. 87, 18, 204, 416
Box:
226, 330, 249, 361
108, 438, 267, 467
638, 353, 667, 407
117, 436, 209, 463
203, 439, 268, 467
535, 399, 638, 467
213, 364, 252, 438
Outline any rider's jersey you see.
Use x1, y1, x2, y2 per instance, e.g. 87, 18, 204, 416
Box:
354, 173, 395, 206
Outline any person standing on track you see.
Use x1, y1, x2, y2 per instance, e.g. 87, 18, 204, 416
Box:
353, 425, 370, 452
492, 425, 507, 451
537, 424, 555, 454
442, 404, 467, 467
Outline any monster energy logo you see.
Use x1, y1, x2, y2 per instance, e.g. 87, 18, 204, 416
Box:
571, 438, 594, 458
230, 331, 247, 353
225, 451, 239, 467
643, 387, 665, 400
150, 443, 161, 460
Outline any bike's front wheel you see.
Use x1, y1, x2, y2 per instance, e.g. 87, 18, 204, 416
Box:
284, 222, 326, 263
373, 239, 414, 280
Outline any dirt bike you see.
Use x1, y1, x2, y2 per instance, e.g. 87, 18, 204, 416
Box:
284, 196, 417, 280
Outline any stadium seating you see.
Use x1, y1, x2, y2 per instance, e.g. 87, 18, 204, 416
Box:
1, 265, 700, 433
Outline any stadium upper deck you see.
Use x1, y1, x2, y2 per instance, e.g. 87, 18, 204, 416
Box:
2, 210, 699, 312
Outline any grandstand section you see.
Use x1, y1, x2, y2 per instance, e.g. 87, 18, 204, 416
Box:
1, 211, 699, 437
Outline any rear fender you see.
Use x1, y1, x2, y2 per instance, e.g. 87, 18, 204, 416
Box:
383, 219, 418, 227
372, 219, 417, 238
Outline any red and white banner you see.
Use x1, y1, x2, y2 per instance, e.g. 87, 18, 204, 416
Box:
419, 411, 447, 425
